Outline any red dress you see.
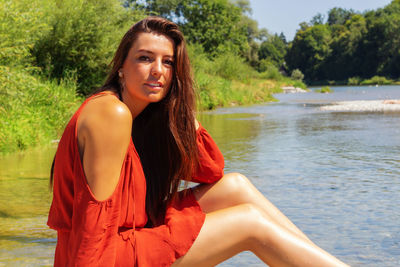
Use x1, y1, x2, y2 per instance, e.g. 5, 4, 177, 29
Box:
47, 93, 224, 266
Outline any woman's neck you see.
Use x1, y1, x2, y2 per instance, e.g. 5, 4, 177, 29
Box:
121, 90, 148, 120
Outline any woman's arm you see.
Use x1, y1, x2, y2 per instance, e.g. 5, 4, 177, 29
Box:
65, 95, 133, 265
77, 95, 132, 200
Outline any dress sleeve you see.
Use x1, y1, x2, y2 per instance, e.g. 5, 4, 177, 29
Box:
66, 193, 122, 266
190, 123, 225, 183
63, 153, 133, 266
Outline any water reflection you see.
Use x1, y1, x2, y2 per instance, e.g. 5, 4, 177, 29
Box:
0, 147, 56, 264
198, 112, 265, 168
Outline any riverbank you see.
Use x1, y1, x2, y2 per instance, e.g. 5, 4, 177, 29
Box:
307, 75, 400, 87
0, 67, 302, 153
196, 76, 288, 110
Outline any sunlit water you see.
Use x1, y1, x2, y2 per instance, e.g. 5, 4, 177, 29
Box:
1, 85, 400, 266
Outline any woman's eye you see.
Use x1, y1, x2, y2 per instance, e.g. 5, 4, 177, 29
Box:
138, 56, 151, 62
164, 60, 174, 66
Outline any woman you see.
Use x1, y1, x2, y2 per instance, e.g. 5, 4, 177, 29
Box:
48, 17, 349, 266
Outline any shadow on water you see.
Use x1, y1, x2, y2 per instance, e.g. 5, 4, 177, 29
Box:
0, 210, 18, 219
0, 235, 56, 244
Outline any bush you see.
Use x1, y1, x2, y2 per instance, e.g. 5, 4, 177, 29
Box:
291, 69, 304, 81
212, 53, 256, 83
348, 76, 361, 85
315, 86, 333, 93
188, 44, 259, 84
259, 64, 284, 80
360, 76, 393, 85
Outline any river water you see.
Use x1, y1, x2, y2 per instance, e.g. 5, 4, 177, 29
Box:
1, 85, 400, 266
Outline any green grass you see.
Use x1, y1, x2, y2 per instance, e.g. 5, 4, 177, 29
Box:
0, 67, 81, 153
195, 71, 286, 110
189, 44, 306, 110
315, 86, 333, 93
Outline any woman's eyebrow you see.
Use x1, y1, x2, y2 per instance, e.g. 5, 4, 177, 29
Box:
137, 49, 173, 57
137, 49, 154, 54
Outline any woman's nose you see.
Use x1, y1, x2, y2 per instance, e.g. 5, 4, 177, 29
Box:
151, 59, 162, 77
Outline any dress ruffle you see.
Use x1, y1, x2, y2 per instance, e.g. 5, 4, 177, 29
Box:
48, 93, 224, 266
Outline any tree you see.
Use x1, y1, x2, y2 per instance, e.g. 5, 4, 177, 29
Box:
230, 0, 252, 15
374, 0, 400, 78
327, 7, 355, 25
178, 0, 248, 55
32, 0, 145, 95
324, 14, 367, 80
235, 11, 269, 66
127, 0, 249, 56
286, 24, 332, 81
285, 0, 400, 82
258, 34, 287, 69
358, 0, 400, 78
311, 13, 325, 25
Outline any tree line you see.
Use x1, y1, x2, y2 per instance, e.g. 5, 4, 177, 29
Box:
285, 0, 400, 84
126, 0, 400, 84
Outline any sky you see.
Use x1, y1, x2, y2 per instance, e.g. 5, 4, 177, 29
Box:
248, 0, 393, 41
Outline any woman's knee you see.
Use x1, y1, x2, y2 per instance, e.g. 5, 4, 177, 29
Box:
220, 172, 252, 195
236, 203, 272, 241
194, 172, 257, 213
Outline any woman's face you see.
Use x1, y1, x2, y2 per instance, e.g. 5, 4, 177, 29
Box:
121, 32, 174, 109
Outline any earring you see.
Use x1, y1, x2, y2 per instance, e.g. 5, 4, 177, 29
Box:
118, 71, 126, 92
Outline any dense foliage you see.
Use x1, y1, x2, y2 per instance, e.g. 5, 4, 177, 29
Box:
32, 0, 144, 95
0, 0, 144, 152
2, 0, 296, 152
286, 0, 400, 83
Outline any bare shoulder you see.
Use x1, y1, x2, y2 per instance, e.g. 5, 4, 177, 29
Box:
77, 93, 132, 201
79, 93, 132, 129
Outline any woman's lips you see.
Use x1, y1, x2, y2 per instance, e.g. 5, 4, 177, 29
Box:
145, 82, 163, 91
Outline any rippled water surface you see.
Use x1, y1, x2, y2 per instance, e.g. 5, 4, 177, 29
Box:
1, 85, 400, 266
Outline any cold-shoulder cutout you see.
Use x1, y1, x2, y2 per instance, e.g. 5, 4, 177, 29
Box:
48, 92, 207, 266
77, 93, 133, 201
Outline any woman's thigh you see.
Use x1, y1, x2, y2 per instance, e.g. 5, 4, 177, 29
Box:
171, 204, 283, 267
193, 173, 313, 243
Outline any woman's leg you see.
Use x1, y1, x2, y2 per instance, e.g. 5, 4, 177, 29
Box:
193, 172, 312, 243
172, 203, 348, 267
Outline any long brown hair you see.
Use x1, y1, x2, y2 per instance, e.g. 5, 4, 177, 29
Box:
102, 17, 199, 226
50, 17, 199, 226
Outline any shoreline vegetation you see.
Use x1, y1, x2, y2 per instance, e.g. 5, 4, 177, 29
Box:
1, 0, 399, 154
309, 76, 400, 87
0, 0, 304, 154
